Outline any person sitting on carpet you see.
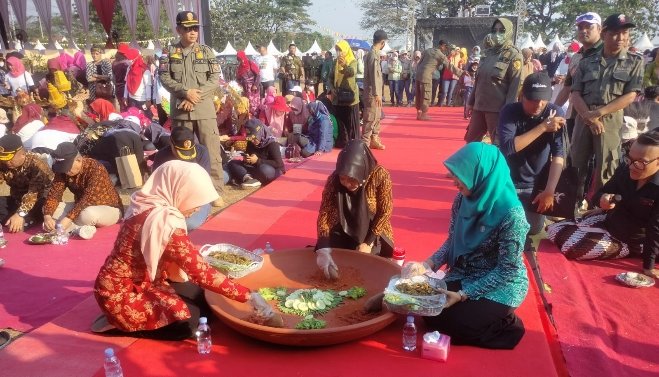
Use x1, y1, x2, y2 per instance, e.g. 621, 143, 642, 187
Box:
547, 131, 659, 278
226, 119, 285, 189
42, 142, 123, 238
152, 126, 213, 231
315, 140, 394, 280
368, 143, 529, 349
93, 161, 282, 340
0, 134, 54, 233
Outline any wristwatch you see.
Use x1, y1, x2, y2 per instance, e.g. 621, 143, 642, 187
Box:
18, 211, 27, 218
457, 289, 468, 302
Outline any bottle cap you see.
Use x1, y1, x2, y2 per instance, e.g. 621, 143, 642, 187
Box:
407, 315, 414, 323
199, 317, 207, 324
104, 348, 115, 358
392, 247, 406, 260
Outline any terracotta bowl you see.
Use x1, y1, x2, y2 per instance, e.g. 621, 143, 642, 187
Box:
205, 248, 401, 346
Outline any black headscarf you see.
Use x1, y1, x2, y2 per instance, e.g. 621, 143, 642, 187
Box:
335, 140, 378, 244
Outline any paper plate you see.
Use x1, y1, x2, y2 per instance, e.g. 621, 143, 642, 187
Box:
615, 272, 655, 288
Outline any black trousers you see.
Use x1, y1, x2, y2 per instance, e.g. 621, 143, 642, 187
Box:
333, 104, 360, 149
0, 196, 45, 229
423, 281, 525, 349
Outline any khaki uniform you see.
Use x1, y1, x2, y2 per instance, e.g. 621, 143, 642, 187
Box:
570, 48, 644, 199
280, 54, 304, 91
159, 42, 224, 194
465, 17, 522, 143
414, 48, 450, 112
362, 47, 383, 144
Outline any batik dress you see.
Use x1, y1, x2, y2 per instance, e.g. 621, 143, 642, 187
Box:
94, 210, 250, 332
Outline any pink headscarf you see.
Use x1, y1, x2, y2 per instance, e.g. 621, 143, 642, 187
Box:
58, 52, 74, 70
262, 86, 276, 106
6, 56, 26, 78
123, 160, 219, 281
72, 51, 87, 71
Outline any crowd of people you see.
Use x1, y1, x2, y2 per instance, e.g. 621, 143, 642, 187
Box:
1, 7, 658, 353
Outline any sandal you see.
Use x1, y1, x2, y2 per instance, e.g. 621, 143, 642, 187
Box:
91, 314, 117, 333
0, 330, 11, 350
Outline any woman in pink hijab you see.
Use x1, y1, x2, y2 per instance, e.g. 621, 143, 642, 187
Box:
93, 161, 282, 339
5, 56, 34, 95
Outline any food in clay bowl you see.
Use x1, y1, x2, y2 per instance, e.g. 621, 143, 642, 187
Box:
205, 248, 401, 346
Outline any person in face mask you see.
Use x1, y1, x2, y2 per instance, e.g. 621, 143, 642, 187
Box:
464, 18, 522, 144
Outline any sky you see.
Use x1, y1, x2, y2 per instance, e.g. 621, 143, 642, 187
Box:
307, 0, 370, 41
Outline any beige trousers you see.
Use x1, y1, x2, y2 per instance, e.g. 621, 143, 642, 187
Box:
52, 202, 122, 232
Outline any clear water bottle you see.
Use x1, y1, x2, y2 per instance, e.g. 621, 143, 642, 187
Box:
55, 223, 68, 245
103, 348, 124, 377
196, 316, 212, 354
0, 226, 7, 248
402, 315, 417, 351
264, 242, 274, 254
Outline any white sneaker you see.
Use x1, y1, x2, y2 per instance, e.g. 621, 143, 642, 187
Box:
0, 258, 5, 267
77, 225, 97, 240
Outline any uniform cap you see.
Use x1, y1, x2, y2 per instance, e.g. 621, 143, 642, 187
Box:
522, 72, 553, 101
170, 126, 197, 160
176, 11, 200, 27
602, 13, 636, 31
0, 134, 23, 161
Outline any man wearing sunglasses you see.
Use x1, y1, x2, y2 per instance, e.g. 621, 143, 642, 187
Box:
160, 11, 225, 207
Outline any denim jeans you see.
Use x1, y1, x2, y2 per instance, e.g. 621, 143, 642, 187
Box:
441, 79, 457, 106
186, 203, 211, 231
463, 86, 473, 118
388, 80, 397, 104
401, 78, 412, 104
516, 188, 546, 236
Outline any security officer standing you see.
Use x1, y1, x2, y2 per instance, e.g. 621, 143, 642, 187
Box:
279, 43, 304, 93
415, 39, 461, 121
362, 30, 387, 149
160, 11, 224, 207
570, 13, 644, 204
465, 17, 522, 144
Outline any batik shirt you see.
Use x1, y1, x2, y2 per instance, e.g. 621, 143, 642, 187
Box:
0, 152, 53, 213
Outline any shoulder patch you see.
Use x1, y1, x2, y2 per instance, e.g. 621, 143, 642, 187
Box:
513, 59, 522, 71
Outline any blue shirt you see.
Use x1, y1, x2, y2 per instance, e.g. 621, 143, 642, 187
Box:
498, 102, 566, 189
152, 143, 211, 174
430, 195, 529, 308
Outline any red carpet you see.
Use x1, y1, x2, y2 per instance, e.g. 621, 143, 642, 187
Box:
0, 225, 119, 332
0, 107, 563, 377
537, 239, 659, 377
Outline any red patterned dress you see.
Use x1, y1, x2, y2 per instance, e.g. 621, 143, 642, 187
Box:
94, 210, 250, 332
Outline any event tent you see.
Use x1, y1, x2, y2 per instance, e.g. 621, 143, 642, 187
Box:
534, 35, 547, 50
33, 40, 46, 51
244, 42, 259, 56
547, 35, 564, 51
634, 33, 655, 51
382, 41, 393, 53
218, 41, 237, 56
303, 40, 323, 55
517, 33, 534, 49
267, 40, 282, 56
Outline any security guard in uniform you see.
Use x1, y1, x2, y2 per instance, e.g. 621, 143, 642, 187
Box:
279, 43, 304, 93
465, 17, 522, 144
160, 11, 224, 207
570, 13, 644, 204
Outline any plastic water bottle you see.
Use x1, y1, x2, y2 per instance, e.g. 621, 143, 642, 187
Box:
264, 242, 274, 254
55, 223, 68, 245
103, 348, 124, 377
402, 315, 417, 351
196, 317, 212, 354
0, 226, 7, 248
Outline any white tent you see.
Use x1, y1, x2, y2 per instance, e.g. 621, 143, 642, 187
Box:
547, 35, 564, 51
244, 42, 259, 56
518, 33, 534, 49
212, 48, 220, 56
146, 40, 156, 50
382, 41, 393, 53
33, 40, 46, 51
634, 32, 654, 51
218, 41, 237, 56
533, 35, 547, 50
303, 40, 322, 55
54, 41, 63, 50
267, 40, 282, 56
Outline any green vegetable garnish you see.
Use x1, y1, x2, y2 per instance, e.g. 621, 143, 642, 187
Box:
295, 317, 326, 330
346, 286, 367, 299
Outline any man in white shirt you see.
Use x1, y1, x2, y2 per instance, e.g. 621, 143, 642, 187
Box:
255, 45, 279, 97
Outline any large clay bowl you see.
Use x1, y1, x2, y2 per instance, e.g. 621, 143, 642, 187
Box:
205, 248, 401, 346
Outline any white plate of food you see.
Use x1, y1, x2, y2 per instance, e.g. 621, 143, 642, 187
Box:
615, 271, 655, 288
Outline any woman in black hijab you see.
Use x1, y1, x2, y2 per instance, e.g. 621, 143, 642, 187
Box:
315, 140, 394, 279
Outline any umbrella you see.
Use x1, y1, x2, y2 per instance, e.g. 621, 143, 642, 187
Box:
345, 38, 371, 50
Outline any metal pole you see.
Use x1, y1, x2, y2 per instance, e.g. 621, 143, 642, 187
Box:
200, 0, 212, 48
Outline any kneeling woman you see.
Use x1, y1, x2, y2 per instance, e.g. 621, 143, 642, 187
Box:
226, 119, 285, 189
94, 161, 279, 340
315, 140, 394, 279
413, 143, 529, 349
